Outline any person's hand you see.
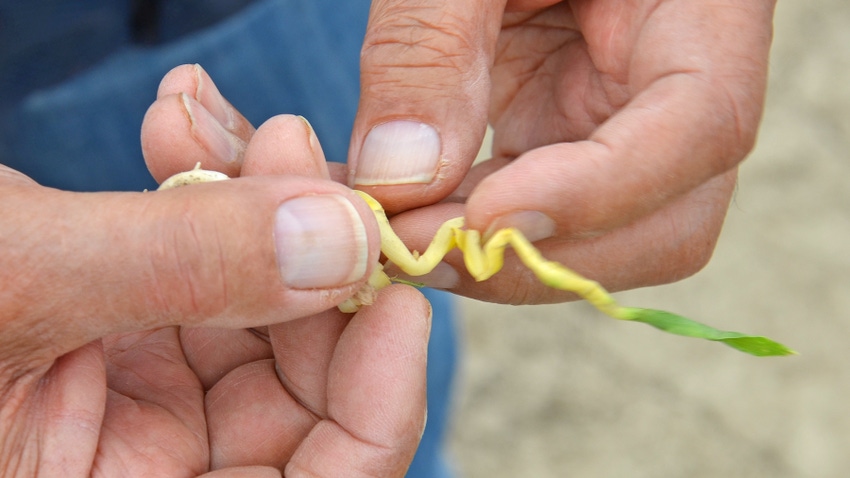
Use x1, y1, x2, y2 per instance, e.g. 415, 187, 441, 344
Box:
0, 64, 430, 477
348, 0, 775, 303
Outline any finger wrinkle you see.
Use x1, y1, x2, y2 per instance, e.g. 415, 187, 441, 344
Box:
362, 79, 462, 107
272, 363, 325, 420
716, 81, 761, 165
320, 417, 401, 464
146, 202, 230, 328
203, 365, 271, 411
363, 9, 485, 70
0, 364, 48, 413
363, 40, 473, 75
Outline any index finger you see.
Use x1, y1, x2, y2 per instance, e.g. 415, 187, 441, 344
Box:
466, 0, 775, 236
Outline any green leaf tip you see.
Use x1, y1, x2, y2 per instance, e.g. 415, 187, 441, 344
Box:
719, 336, 797, 357
621, 308, 796, 357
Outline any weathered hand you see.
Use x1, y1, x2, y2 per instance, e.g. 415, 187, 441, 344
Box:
349, 0, 776, 304
0, 64, 429, 477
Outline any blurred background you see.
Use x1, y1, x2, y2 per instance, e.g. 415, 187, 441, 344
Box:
447, 1, 850, 477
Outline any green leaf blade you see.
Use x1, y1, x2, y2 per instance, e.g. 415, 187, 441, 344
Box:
621, 308, 797, 357
718, 336, 797, 357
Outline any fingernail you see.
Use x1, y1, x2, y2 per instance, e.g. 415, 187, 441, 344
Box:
297, 115, 322, 157
486, 211, 556, 243
193, 64, 235, 130
355, 121, 441, 186
274, 195, 369, 288
181, 93, 244, 164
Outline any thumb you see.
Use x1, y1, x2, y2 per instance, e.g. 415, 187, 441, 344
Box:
349, 0, 505, 213
0, 173, 380, 366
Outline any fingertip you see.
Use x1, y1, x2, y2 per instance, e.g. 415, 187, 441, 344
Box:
353, 120, 442, 187
350, 120, 476, 214
273, 193, 374, 290
351, 0, 504, 212
141, 93, 244, 181
157, 64, 254, 140
285, 285, 430, 476
334, 282, 432, 404
240, 114, 330, 179
156, 64, 198, 99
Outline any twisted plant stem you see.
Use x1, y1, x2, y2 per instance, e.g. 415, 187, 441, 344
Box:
158, 166, 795, 357
353, 191, 794, 357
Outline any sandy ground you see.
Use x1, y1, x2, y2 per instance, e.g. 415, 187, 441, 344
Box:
447, 2, 850, 477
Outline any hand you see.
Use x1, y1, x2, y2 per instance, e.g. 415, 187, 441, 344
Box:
0, 64, 429, 477
348, 0, 775, 303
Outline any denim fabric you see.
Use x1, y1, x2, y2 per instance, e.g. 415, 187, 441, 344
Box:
0, 0, 133, 107
0, 0, 258, 105
2, 0, 368, 191
0, 1, 457, 476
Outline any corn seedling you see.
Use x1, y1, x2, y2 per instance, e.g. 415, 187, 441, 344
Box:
159, 164, 795, 357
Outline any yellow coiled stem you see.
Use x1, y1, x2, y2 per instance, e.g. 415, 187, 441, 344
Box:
349, 191, 794, 357
157, 166, 794, 356
349, 191, 623, 318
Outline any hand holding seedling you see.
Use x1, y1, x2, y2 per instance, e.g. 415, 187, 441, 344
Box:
148, 49, 792, 358
349, 0, 778, 307
0, 1, 788, 475
160, 163, 793, 357
0, 66, 429, 476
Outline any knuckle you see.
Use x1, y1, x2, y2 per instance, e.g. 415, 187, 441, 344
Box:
663, 236, 717, 283
712, 81, 764, 170
362, 5, 485, 87
639, 174, 733, 287
148, 204, 229, 324
651, 216, 722, 286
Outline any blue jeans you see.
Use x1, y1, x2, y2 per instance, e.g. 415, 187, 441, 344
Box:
0, 1, 457, 476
